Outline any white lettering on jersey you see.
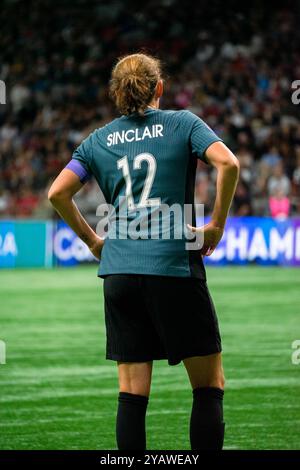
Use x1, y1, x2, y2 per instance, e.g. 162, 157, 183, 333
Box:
156, 124, 163, 137
107, 125, 164, 147
107, 134, 113, 146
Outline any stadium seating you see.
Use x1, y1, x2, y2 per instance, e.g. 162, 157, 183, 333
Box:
0, 1, 299, 221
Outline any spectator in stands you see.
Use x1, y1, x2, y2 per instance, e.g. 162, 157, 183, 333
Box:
269, 189, 290, 219
0, 188, 9, 215
261, 146, 282, 169
16, 187, 39, 217
268, 162, 291, 198
233, 181, 252, 216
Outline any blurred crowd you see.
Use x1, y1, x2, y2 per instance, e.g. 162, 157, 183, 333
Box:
0, 0, 299, 222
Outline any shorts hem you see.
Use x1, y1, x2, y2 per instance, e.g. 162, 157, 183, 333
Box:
168, 346, 222, 365
106, 346, 222, 366
106, 352, 167, 363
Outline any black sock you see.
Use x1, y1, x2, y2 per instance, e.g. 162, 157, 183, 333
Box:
116, 391, 149, 450
190, 387, 225, 450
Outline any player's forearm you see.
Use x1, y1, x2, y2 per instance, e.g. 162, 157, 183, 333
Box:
211, 160, 239, 229
49, 196, 98, 248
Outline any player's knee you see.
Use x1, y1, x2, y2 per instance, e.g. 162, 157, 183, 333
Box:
218, 372, 225, 390
118, 362, 152, 397
203, 377, 225, 390
118, 374, 149, 396
119, 383, 150, 397
211, 370, 225, 390
193, 371, 225, 391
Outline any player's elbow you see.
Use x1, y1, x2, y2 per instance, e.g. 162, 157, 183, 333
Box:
48, 186, 67, 205
48, 187, 57, 204
224, 154, 240, 178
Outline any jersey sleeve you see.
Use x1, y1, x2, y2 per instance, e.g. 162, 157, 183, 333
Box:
184, 111, 222, 163
65, 133, 94, 184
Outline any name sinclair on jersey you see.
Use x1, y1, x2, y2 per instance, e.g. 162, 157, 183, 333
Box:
107, 124, 164, 146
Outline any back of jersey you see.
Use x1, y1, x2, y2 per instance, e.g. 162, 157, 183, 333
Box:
71, 108, 221, 279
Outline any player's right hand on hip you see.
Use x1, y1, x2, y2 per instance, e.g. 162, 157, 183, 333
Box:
88, 235, 104, 260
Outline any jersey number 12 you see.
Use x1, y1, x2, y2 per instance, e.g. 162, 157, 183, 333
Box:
117, 153, 161, 210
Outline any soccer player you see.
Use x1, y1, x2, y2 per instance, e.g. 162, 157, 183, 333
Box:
48, 53, 239, 451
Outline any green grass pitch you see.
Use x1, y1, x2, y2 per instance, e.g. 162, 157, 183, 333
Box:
1, 266, 299, 450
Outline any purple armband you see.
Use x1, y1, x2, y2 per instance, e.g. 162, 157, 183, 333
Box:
65, 160, 92, 183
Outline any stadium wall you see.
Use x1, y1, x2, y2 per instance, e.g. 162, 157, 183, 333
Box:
0, 218, 300, 268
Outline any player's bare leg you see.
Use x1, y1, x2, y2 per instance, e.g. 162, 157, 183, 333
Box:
183, 353, 225, 390
118, 361, 153, 396
183, 353, 225, 450
115, 361, 153, 450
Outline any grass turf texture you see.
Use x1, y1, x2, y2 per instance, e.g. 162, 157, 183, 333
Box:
0, 266, 299, 450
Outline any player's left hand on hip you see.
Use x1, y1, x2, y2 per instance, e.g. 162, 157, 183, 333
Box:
187, 221, 224, 256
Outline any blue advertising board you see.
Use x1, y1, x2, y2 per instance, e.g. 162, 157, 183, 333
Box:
1, 218, 300, 268
0, 222, 16, 268
0, 221, 53, 268
53, 221, 95, 266
201, 217, 300, 266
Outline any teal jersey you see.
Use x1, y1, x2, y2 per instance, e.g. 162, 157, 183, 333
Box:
69, 109, 222, 278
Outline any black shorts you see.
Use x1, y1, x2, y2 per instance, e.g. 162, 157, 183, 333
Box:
103, 274, 222, 366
